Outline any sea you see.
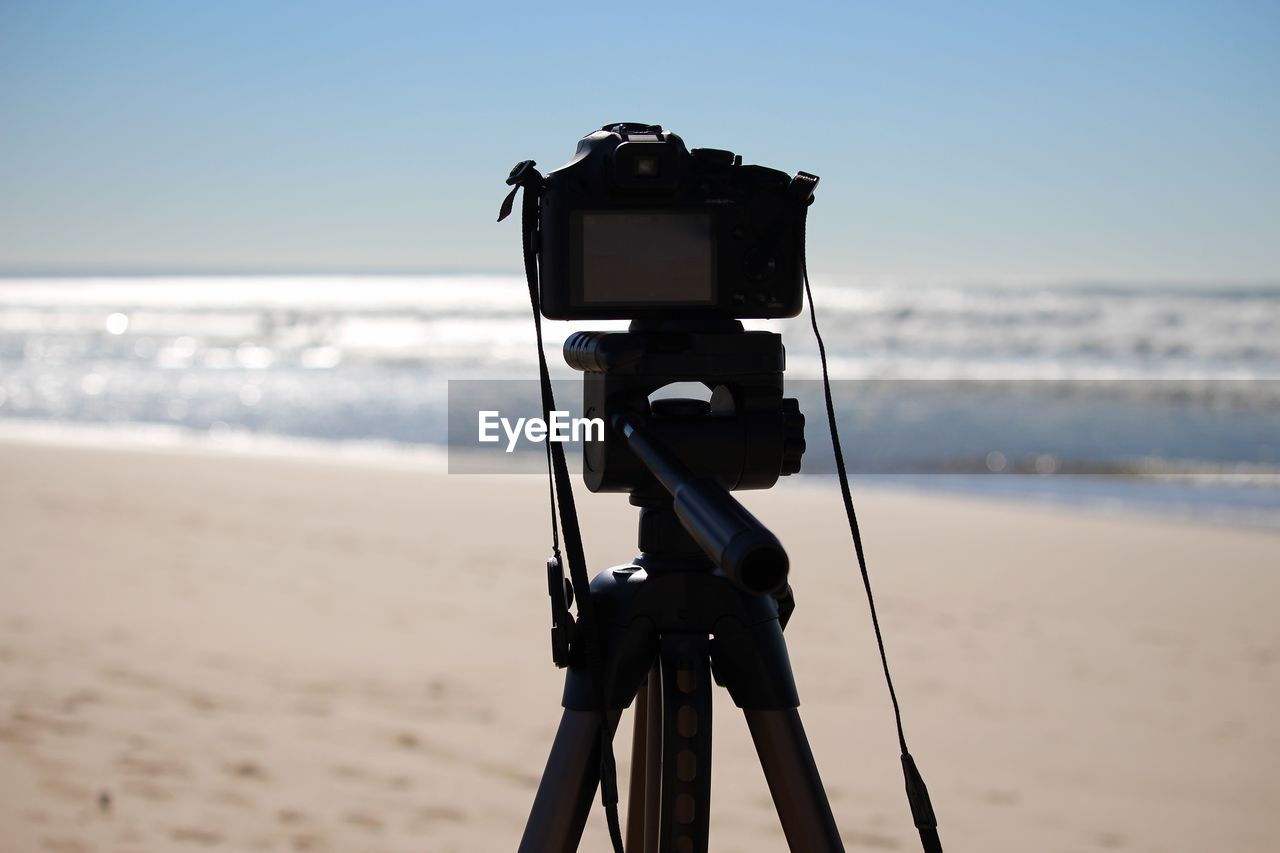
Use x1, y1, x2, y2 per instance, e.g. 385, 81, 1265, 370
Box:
1, 275, 1278, 529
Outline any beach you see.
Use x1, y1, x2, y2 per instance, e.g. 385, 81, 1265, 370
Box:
5, 0, 1280, 849
1, 437, 1278, 852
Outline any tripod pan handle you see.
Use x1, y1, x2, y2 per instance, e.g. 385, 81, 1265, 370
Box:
616, 416, 789, 594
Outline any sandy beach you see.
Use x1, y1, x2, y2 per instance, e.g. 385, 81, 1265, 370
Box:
1, 437, 1278, 852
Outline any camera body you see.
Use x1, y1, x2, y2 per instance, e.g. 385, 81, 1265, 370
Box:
537, 123, 815, 320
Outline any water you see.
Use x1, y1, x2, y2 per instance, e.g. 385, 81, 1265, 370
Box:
1, 275, 1278, 527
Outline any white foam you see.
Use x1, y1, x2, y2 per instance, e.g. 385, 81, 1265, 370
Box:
0, 418, 449, 471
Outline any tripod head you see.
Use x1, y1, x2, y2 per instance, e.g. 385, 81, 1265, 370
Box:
563, 316, 805, 594
564, 316, 805, 493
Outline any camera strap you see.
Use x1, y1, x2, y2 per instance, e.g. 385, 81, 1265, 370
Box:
499, 161, 627, 853
800, 212, 943, 853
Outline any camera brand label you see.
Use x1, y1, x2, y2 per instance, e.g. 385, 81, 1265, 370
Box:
478, 410, 604, 452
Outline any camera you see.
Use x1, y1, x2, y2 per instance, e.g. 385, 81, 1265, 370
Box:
532, 123, 818, 320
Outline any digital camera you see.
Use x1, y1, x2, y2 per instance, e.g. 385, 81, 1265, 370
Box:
534, 123, 818, 320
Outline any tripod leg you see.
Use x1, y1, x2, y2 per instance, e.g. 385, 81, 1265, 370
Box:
518, 709, 622, 853
624, 665, 663, 853
625, 677, 649, 851
642, 664, 661, 853
744, 709, 844, 853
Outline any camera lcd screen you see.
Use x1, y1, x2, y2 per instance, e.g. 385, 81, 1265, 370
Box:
578, 211, 714, 305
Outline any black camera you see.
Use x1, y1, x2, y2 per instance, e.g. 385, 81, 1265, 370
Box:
531, 123, 818, 320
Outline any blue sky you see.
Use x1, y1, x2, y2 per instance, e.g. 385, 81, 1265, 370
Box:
1, 0, 1277, 281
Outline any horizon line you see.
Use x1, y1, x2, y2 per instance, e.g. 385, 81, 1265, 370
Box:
1, 268, 1279, 291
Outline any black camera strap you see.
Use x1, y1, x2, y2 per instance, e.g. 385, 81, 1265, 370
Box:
499, 161, 627, 853
800, 214, 943, 853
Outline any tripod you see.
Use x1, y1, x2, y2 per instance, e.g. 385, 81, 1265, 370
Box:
518, 320, 845, 852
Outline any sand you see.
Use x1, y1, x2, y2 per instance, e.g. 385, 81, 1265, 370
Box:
1, 437, 1278, 853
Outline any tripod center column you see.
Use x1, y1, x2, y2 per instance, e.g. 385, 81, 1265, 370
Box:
659, 633, 713, 853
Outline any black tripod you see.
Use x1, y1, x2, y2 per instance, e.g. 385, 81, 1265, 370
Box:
518, 320, 845, 852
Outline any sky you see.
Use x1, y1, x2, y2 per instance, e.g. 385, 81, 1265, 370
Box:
0, 0, 1277, 282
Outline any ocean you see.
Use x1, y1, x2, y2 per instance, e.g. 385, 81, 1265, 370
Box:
1, 275, 1278, 527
